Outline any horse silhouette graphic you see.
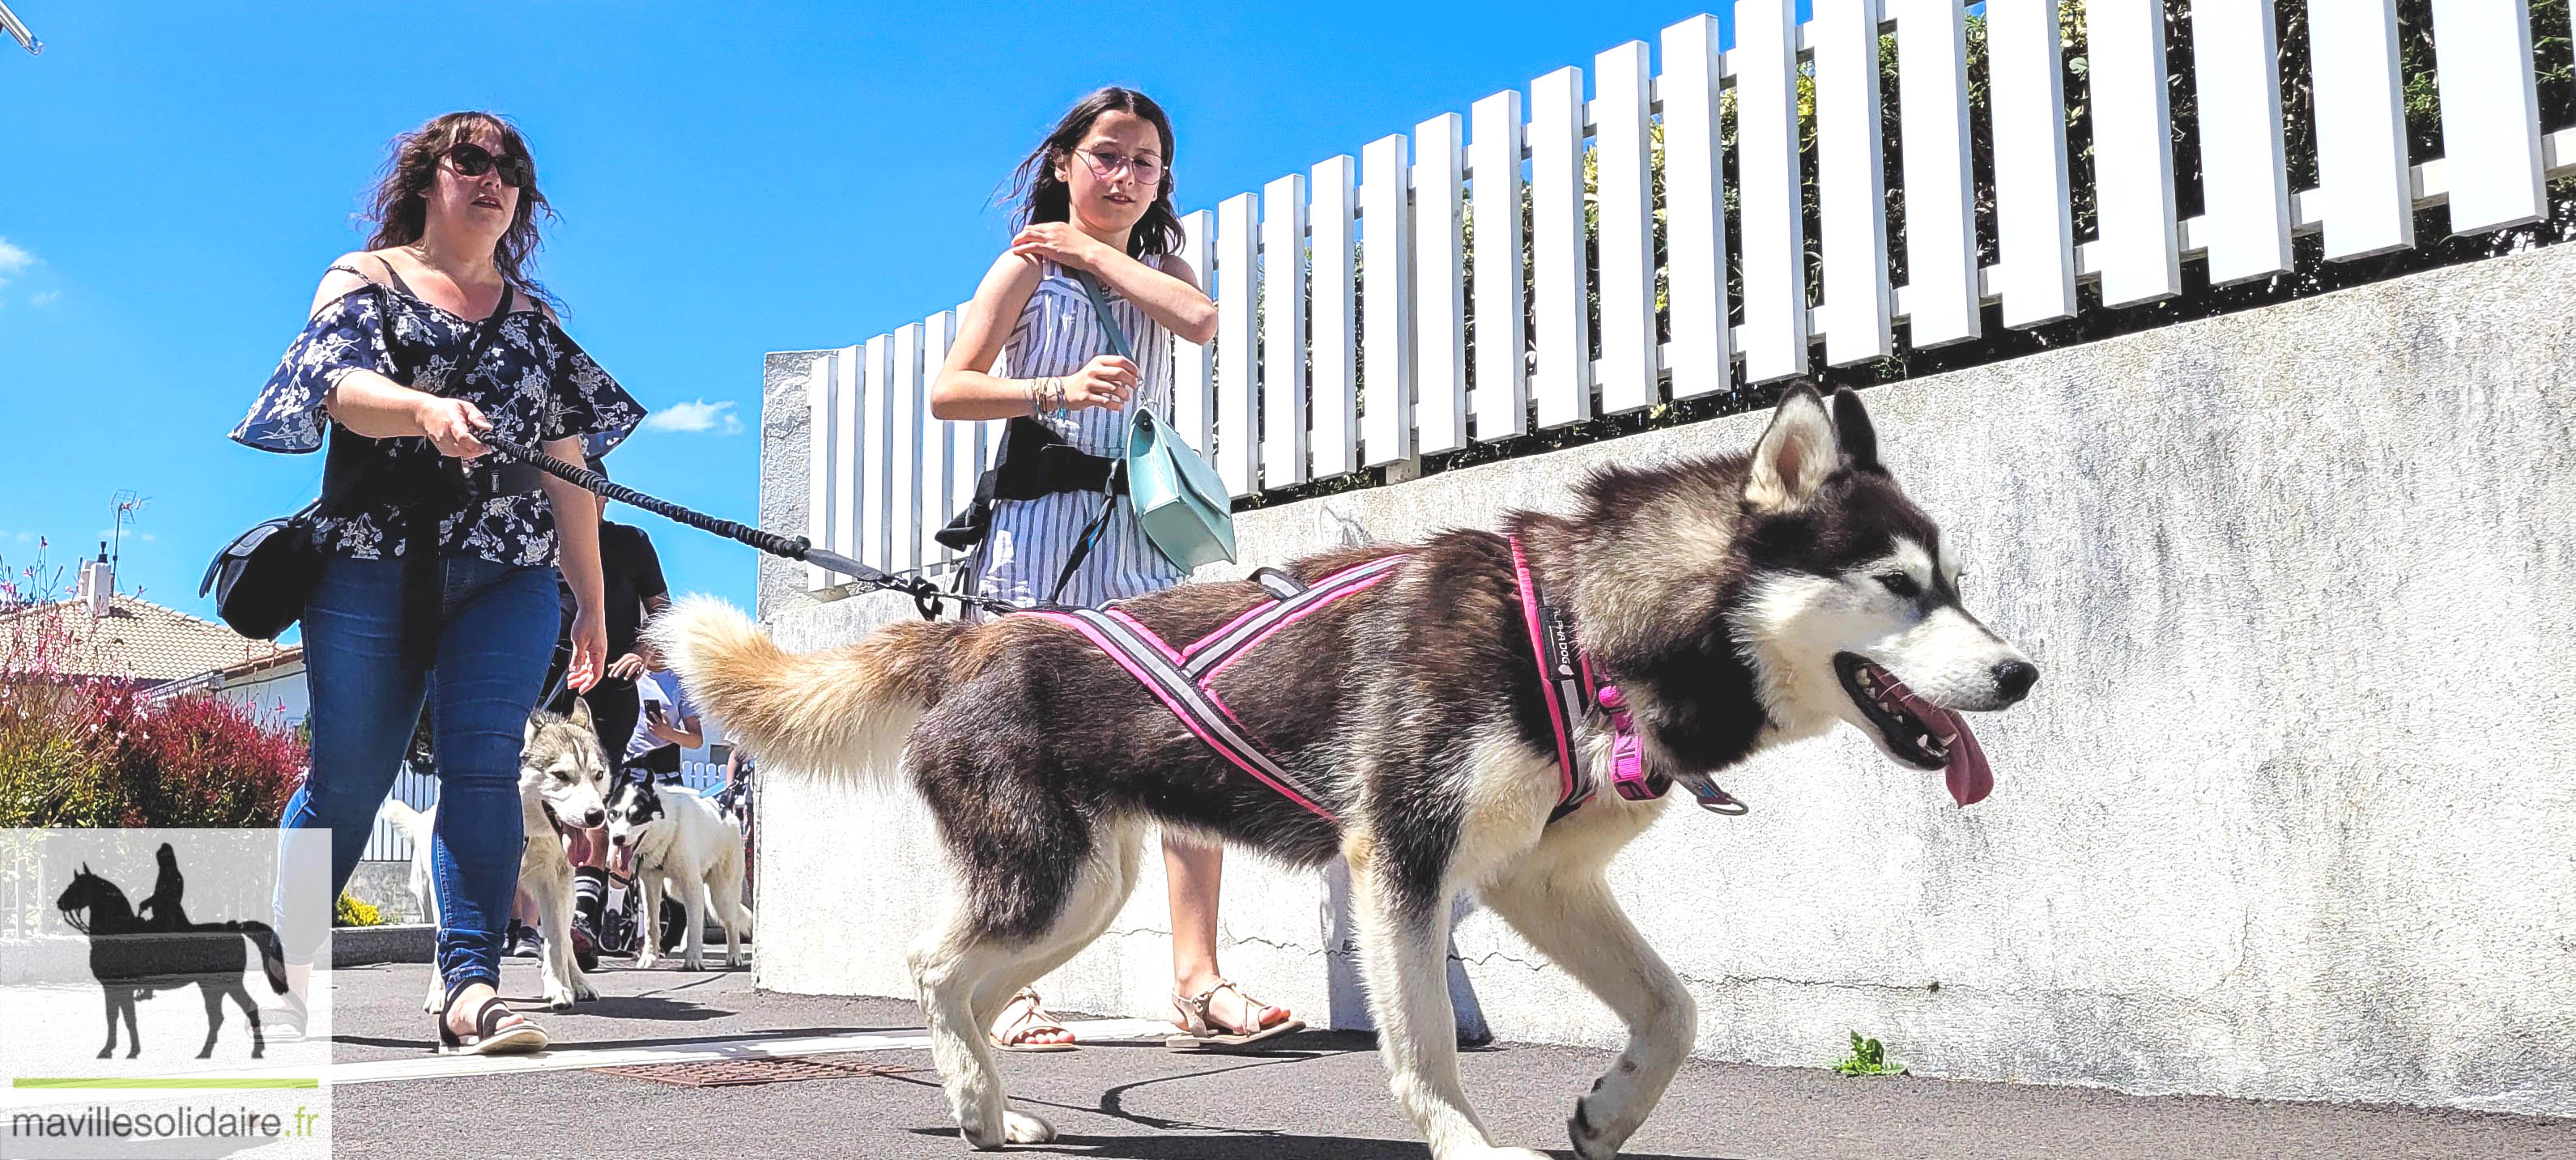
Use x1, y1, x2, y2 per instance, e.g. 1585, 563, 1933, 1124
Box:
53, 843, 291, 1060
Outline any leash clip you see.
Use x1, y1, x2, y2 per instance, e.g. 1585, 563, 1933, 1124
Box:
1680, 775, 1749, 816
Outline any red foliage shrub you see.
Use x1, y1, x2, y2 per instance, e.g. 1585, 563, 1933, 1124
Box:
1, 565, 305, 827
115, 695, 304, 826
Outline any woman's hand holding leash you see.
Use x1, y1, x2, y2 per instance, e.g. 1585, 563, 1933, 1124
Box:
416, 396, 494, 459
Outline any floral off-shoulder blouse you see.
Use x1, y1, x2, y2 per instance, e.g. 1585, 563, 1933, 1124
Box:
230, 265, 645, 567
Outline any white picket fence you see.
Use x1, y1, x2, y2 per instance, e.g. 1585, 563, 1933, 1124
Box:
799, 0, 2576, 594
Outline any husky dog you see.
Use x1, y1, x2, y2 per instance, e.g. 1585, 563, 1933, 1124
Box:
381, 701, 615, 1013
602, 773, 754, 971
651, 386, 2037, 1158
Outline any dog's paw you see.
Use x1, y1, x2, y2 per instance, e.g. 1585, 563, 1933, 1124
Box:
1567, 1095, 1619, 1160
573, 979, 598, 1002
1002, 1110, 1057, 1145
544, 988, 577, 1012
634, 952, 660, 970
681, 958, 705, 972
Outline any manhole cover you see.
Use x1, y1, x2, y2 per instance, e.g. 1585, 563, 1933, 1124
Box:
594, 1056, 917, 1088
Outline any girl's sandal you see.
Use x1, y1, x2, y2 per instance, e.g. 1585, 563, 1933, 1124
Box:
1165, 979, 1305, 1052
989, 988, 1079, 1053
435, 980, 549, 1056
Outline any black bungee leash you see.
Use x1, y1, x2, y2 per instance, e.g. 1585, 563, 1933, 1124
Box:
475, 434, 1030, 620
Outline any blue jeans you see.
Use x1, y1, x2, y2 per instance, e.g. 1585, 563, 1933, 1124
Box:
282, 554, 559, 991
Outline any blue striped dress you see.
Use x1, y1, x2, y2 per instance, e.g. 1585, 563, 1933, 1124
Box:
968, 258, 1186, 610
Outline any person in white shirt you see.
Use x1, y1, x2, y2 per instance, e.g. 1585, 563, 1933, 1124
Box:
627, 669, 702, 780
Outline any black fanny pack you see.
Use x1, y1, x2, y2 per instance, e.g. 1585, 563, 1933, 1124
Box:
934, 416, 1128, 553
203, 283, 526, 641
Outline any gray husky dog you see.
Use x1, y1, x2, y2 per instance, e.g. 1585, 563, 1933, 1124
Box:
652, 385, 2037, 1158
381, 701, 615, 1015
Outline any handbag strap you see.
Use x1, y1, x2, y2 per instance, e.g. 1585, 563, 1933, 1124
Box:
1070, 270, 1134, 362
1046, 270, 1135, 606
461, 284, 517, 393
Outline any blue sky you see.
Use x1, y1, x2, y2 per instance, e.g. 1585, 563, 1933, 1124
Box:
0, 0, 1753, 627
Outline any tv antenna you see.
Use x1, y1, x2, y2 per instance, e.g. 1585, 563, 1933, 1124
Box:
109, 491, 143, 580
0, 2, 40, 56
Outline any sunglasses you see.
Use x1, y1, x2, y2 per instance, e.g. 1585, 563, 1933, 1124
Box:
1078, 147, 1165, 185
444, 142, 532, 189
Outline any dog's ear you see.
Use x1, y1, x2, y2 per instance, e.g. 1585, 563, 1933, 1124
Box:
525, 712, 543, 748
1829, 389, 1879, 472
1746, 385, 1840, 513
567, 697, 595, 735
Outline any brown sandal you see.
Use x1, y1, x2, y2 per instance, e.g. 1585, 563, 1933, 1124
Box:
1165, 979, 1305, 1052
435, 980, 548, 1056
989, 988, 1079, 1053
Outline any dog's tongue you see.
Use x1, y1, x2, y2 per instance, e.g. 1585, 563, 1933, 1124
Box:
1927, 705, 1991, 807
1883, 674, 1994, 807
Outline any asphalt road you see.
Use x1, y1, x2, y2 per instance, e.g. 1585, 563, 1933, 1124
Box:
322, 960, 2575, 1159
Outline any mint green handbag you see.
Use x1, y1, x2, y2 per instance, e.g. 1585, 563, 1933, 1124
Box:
1073, 271, 1237, 574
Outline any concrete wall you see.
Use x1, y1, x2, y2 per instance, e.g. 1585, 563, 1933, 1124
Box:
741, 244, 2576, 1117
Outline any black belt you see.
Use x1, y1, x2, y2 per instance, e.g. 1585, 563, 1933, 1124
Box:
935, 417, 1125, 553
994, 440, 1125, 501
322, 433, 551, 669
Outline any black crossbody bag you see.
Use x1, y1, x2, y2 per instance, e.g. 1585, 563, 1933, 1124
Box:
202, 283, 519, 640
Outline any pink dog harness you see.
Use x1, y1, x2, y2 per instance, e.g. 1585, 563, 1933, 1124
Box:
1039, 542, 1742, 825
1510, 538, 1747, 819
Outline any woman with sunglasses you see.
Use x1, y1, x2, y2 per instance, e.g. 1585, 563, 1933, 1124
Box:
931, 87, 1305, 1055
232, 111, 643, 1054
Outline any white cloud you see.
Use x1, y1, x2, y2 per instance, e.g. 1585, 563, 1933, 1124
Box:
0, 237, 32, 288
29, 291, 57, 308
641, 398, 744, 436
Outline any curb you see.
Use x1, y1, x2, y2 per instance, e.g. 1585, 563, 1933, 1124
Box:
326, 924, 749, 968
334, 923, 436, 967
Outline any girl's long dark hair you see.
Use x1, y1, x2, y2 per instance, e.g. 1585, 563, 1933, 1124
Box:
360, 111, 560, 311
1003, 87, 1182, 258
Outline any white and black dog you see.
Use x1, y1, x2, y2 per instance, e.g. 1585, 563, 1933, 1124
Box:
651, 385, 2037, 1158
601, 772, 754, 971
380, 701, 613, 1013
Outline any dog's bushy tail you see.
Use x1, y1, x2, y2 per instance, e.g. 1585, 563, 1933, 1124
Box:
647, 595, 967, 789
377, 799, 438, 923
377, 798, 428, 841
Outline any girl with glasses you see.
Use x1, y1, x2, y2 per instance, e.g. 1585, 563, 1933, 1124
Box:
930, 87, 1304, 1053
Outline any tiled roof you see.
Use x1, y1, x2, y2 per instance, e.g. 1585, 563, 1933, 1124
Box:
0, 595, 302, 686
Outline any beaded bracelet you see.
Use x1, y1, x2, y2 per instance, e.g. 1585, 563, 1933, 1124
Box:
1028, 376, 1067, 420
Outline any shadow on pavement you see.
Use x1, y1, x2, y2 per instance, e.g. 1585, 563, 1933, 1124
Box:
555, 992, 737, 1022
333, 1022, 926, 1054
880, 1044, 1751, 1160
906, 1128, 1738, 1160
